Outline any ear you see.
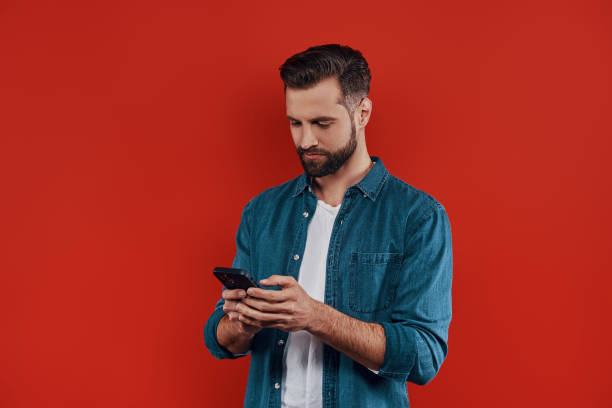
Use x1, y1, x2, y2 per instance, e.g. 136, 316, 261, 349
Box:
356, 97, 372, 128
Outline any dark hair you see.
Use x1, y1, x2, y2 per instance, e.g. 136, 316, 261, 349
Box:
279, 44, 371, 116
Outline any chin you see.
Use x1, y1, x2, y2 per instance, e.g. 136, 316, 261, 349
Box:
301, 156, 324, 169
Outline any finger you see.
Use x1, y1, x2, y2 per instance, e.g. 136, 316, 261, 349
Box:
222, 289, 247, 300
243, 297, 293, 313
238, 302, 292, 323
237, 313, 261, 326
246, 287, 287, 302
239, 314, 282, 328
260, 275, 296, 289
222, 300, 239, 313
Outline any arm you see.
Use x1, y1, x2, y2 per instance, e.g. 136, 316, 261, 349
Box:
376, 204, 453, 384
203, 200, 259, 359
308, 301, 386, 371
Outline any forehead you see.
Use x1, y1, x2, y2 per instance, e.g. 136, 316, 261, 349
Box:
285, 76, 345, 119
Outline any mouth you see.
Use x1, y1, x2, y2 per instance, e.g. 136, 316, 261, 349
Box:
304, 153, 324, 159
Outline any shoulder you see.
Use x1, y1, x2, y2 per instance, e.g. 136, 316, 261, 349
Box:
383, 172, 448, 229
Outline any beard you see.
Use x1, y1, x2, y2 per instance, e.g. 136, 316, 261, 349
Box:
297, 121, 357, 178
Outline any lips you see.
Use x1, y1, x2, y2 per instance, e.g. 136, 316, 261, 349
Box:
304, 153, 323, 159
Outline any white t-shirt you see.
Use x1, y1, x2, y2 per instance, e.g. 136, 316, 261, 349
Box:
281, 199, 340, 408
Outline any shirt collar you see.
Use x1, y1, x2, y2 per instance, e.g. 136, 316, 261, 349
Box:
292, 156, 388, 202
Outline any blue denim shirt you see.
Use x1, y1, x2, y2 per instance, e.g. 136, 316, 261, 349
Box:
204, 156, 453, 407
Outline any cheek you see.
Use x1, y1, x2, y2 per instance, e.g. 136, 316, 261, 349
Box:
289, 128, 300, 146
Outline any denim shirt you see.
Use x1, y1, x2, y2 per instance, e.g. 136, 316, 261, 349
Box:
204, 156, 453, 408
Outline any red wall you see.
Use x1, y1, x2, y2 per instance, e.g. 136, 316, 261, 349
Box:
1, 1, 610, 406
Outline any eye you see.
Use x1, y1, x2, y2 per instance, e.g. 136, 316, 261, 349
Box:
290, 121, 301, 127
317, 122, 331, 128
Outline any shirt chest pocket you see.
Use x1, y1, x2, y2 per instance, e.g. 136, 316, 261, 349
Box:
348, 252, 402, 313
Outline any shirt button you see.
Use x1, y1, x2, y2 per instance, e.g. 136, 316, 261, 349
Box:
363, 193, 367, 198
278, 339, 284, 346
274, 382, 280, 389
293, 254, 300, 260
303, 211, 309, 218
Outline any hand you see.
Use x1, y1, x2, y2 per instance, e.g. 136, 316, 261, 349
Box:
237, 275, 322, 332
222, 288, 261, 336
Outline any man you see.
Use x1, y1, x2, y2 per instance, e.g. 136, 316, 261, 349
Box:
204, 44, 453, 407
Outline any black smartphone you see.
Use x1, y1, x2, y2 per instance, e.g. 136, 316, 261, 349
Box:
213, 267, 261, 290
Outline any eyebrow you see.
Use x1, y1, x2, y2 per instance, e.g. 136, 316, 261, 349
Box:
286, 115, 337, 122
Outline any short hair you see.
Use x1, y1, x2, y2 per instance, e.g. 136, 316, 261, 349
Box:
279, 44, 371, 117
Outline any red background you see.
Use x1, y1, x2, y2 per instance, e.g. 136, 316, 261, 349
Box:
1, 0, 611, 406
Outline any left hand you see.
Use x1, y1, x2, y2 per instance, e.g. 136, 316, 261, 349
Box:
237, 275, 322, 332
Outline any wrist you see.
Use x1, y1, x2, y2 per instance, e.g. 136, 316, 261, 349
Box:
237, 322, 259, 338
306, 300, 328, 334
221, 313, 254, 338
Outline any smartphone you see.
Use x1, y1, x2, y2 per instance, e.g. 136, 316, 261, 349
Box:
213, 267, 261, 291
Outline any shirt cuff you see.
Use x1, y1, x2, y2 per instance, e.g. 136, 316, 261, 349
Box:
377, 321, 418, 380
204, 308, 251, 359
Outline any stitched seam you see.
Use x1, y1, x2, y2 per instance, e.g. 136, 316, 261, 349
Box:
349, 252, 401, 313
373, 170, 389, 200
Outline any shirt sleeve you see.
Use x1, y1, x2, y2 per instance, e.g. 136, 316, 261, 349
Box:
203, 199, 254, 360
376, 203, 453, 385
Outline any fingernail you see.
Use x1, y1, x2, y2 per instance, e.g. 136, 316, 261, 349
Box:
260, 279, 268, 283
238, 290, 246, 297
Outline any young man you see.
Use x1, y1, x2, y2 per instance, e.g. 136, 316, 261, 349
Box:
204, 44, 453, 407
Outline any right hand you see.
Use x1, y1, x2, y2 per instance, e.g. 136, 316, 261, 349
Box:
222, 288, 262, 336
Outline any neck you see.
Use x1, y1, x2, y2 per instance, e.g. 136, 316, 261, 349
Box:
310, 148, 373, 206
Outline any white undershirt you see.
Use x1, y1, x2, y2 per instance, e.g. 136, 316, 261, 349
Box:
281, 199, 340, 408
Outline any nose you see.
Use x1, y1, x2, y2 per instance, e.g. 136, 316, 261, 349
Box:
298, 125, 318, 150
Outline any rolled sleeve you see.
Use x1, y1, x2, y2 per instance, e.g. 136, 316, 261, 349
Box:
203, 199, 254, 360
377, 204, 453, 385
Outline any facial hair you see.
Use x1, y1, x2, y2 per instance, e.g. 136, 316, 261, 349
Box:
297, 120, 357, 178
